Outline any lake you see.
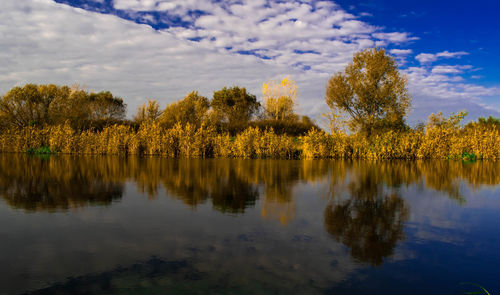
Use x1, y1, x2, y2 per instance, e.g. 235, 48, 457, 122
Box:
0, 155, 499, 294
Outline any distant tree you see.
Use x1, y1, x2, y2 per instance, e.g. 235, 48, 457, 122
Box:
88, 91, 126, 121
48, 85, 90, 128
134, 99, 163, 123
211, 86, 260, 126
413, 122, 425, 133
300, 115, 313, 126
262, 76, 298, 121
0, 84, 65, 127
325, 48, 411, 136
160, 91, 209, 128
465, 115, 500, 130
426, 111, 467, 131
0, 84, 127, 129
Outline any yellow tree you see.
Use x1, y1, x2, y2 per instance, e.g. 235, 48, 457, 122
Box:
325, 48, 411, 136
159, 91, 209, 128
262, 76, 298, 121
0, 84, 64, 127
48, 84, 90, 128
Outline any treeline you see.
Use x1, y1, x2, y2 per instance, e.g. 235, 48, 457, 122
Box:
0, 84, 127, 130
0, 82, 318, 136
0, 48, 499, 159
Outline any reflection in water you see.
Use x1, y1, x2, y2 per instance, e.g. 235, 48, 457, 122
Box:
1, 155, 497, 214
1, 155, 498, 269
138, 159, 330, 220
0, 155, 499, 294
0, 155, 124, 211
0, 156, 498, 243
0, 155, 498, 216
151, 159, 260, 213
324, 163, 408, 266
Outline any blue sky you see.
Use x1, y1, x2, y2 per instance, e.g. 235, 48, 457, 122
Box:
341, 0, 500, 81
1, 0, 499, 125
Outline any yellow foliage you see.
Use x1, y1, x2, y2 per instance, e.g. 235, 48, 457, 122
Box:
234, 127, 261, 158
212, 133, 234, 158
0, 112, 498, 160
262, 75, 298, 121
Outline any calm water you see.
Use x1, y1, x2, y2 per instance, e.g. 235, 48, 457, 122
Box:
0, 155, 499, 294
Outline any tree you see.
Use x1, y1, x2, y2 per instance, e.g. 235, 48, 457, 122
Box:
426, 111, 467, 130
48, 85, 91, 128
0, 84, 128, 129
465, 115, 500, 130
262, 76, 298, 121
134, 99, 163, 123
325, 48, 411, 136
160, 91, 209, 128
87, 91, 126, 121
211, 86, 260, 126
0, 112, 6, 131
0, 84, 64, 127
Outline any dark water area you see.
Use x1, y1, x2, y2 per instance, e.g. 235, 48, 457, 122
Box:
0, 155, 499, 294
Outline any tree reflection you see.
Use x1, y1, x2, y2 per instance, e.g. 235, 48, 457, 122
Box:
210, 169, 259, 214
135, 159, 260, 213
324, 163, 409, 266
131, 158, 330, 219
0, 154, 498, 219
0, 155, 124, 212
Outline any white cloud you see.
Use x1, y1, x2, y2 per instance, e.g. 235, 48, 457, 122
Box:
110, 0, 420, 75
404, 65, 500, 122
414, 53, 437, 64
390, 49, 413, 56
415, 50, 469, 64
389, 49, 413, 65
437, 50, 469, 58
372, 32, 419, 43
431, 65, 473, 74
405, 66, 499, 100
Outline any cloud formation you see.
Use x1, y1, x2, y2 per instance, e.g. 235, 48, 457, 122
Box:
390, 49, 413, 55
415, 50, 469, 64
107, 0, 422, 75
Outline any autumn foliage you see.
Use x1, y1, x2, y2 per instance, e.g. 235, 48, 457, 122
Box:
0, 111, 498, 159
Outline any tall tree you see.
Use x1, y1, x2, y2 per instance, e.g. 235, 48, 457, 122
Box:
325, 48, 411, 136
211, 86, 260, 126
88, 91, 126, 121
262, 76, 298, 121
48, 85, 90, 128
160, 91, 209, 128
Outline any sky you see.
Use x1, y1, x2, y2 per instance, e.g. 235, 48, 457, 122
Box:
1, 0, 499, 125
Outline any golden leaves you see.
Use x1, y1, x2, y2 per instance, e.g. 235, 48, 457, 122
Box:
0, 114, 498, 160
262, 75, 298, 121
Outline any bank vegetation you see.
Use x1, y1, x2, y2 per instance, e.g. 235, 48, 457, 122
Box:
0, 49, 498, 159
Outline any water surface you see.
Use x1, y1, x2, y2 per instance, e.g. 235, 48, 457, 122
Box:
0, 155, 499, 294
